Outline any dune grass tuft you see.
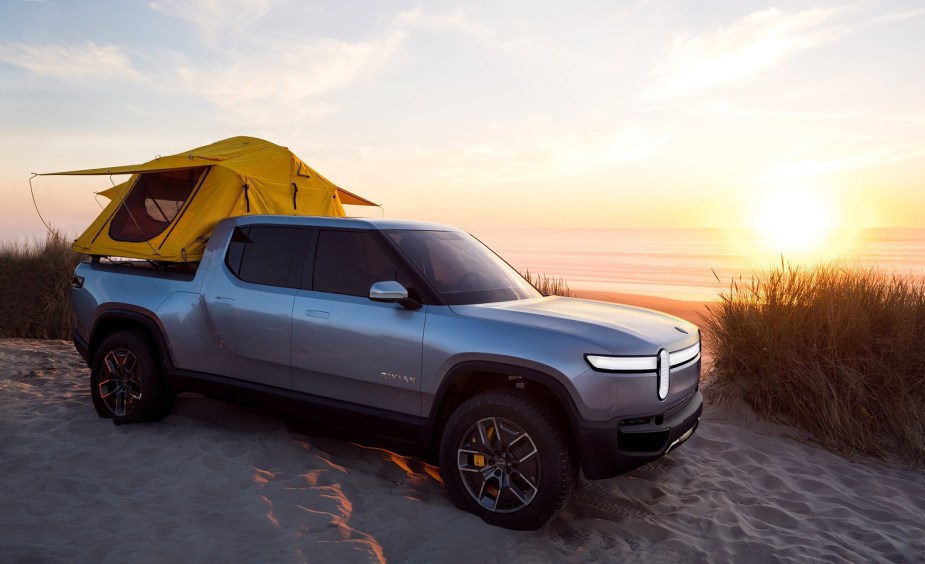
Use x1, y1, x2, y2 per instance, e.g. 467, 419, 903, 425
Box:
522, 269, 574, 297
0, 231, 85, 340
704, 262, 925, 464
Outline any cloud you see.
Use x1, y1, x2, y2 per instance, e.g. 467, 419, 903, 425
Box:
166, 30, 406, 123
390, 7, 488, 36
647, 7, 851, 98
689, 101, 863, 120
149, 0, 279, 36
145, 3, 491, 123
342, 122, 668, 189
869, 8, 925, 24
0, 41, 140, 82
762, 142, 925, 180
144, 6, 495, 123
556, 126, 669, 172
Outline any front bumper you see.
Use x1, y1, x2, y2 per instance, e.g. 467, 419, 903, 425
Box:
576, 390, 703, 480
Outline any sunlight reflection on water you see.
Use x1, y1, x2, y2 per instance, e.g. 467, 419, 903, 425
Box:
472, 227, 925, 301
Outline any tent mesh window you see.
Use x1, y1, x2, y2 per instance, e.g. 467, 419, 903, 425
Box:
109, 166, 207, 242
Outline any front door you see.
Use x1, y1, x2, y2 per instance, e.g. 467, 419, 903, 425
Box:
291, 229, 425, 415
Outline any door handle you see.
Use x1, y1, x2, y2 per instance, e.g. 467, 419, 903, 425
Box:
305, 309, 330, 319
216, 296, 235, 301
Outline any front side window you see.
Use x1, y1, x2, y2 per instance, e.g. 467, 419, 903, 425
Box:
225, 226, 307, 288
388, 230, 540, 305
109, 167, 207, 242
313, 230, 406, 297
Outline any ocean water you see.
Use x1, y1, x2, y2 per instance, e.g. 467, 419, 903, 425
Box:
3, 225, 923, 302
473, 227, 925, 301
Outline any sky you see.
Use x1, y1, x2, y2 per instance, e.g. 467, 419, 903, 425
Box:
1, 0, 923, 240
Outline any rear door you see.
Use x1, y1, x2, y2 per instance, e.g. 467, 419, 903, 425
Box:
200, 225, 308, 389
291, 229, 426, 415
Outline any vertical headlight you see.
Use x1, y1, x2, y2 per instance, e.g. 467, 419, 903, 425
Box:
657, 349, 670, 400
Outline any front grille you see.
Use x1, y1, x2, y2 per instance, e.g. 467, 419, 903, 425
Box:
617, 392, 695, 433
663, 392, 694, 418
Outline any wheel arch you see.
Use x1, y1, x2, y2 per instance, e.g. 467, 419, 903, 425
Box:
424, 361, 583, 454
88, 306, 172, 371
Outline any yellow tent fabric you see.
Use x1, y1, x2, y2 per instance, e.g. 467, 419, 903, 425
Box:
41, 136, 377, 262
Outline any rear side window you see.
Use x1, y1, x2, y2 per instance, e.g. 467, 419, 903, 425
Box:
109, 167, 207, 242
225, 226, 307, 288
313, 230, 404, 297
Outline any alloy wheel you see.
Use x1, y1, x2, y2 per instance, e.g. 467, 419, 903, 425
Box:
456, 416, 541, 513
98, 348, 143, 417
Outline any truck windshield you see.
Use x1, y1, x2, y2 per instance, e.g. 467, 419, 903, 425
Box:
387, 230, 541, 305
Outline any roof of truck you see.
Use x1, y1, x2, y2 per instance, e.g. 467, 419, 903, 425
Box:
223, 215, 461, 232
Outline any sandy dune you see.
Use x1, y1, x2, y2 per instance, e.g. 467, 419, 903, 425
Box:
2, 338, 923, 563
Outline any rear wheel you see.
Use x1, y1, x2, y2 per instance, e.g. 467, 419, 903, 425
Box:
90, 330, 175, 425
439, 389, 577, 530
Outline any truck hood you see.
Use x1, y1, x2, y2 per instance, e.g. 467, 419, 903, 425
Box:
449, 296, 699, 354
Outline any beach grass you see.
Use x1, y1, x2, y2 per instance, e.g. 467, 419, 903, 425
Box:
0, 232, 84, 340
704, 262, 925, 464
522, 269, 573, 297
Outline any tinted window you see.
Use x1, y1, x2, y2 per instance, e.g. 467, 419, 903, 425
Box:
109, 167, 207, 242
313, 230, 403, 297
225, 226, 306, 288
388, 230, 540, 305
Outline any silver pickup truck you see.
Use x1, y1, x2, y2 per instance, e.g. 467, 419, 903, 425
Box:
71, 214, 703, 530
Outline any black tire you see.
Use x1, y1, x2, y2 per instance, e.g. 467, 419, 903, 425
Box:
90, 330, 175, 425
439, 389, 577, 530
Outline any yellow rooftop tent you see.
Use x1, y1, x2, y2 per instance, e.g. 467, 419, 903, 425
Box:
40, 136, 377, 262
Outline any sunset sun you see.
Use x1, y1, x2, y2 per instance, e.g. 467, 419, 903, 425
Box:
752, 186, 837, 254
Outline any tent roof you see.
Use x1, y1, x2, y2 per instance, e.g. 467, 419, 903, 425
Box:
40, 136, 378, 206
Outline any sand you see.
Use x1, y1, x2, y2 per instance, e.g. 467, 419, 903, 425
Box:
2, 294, 923, 562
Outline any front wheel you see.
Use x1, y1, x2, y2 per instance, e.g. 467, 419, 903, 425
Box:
90, 330, 175, 425
439, 389, 577, 530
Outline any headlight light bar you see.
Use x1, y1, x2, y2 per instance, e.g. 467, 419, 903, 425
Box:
585, 341, 700, 372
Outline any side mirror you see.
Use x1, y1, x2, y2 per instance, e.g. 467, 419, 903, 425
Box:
369, 281, 422, 310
